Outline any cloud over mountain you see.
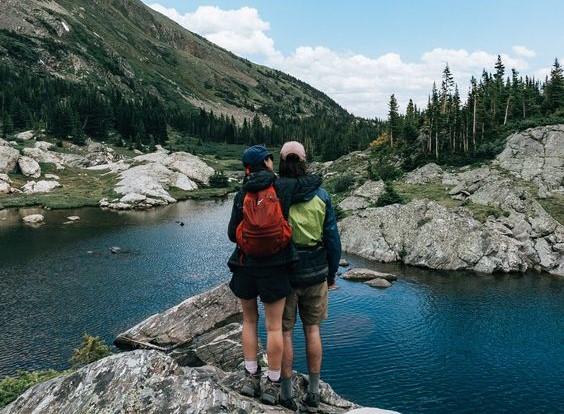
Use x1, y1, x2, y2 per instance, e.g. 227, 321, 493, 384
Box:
149, 3, 539, 118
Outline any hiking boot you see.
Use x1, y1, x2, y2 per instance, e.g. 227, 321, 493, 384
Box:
303, 391, 320, 412
260, 377, 280, 405
240, 368, 261, 398
279, 396, 298, 411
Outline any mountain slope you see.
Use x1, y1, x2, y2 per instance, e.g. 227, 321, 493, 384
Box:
0, 0, 345, 123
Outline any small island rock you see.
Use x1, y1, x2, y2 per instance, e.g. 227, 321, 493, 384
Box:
22, 214, 44, 225
342, 268, 398, 282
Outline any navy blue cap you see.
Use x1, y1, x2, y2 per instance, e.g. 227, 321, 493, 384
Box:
242, 145, 272, 167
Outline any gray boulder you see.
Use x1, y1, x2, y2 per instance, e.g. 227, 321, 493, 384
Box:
0, 180, 10, 194
15, 130, 34, 141
494, 125, 564, 195
0, 145, 20, 173
109, 162, 199, 210
0, 350, 375, 414
353, 180, 386, 199
170, 322, 244, 371
339, 195, 370, 212
0, 174, 12, 194
115, 283, 241, 350
17, 156, 41, 178
404, 163, 444, 184
22, 180, 61, 194
342, 268, 398, 282
33, 141, 54, 151
338, 180, 385, 212
133, 149, 214, 185
166, 152, 215, 185
340, 198, 564, 275
22, 214, 44, 225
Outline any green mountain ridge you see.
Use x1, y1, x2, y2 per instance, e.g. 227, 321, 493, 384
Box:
0, 0, 346, 123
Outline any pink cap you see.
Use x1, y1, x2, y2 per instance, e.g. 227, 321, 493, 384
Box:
280, 141, 306, 161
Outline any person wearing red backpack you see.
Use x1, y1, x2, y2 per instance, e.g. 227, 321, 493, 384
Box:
227, 144, 299, 405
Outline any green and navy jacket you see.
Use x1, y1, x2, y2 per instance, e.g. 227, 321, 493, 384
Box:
278, 174, 342, 287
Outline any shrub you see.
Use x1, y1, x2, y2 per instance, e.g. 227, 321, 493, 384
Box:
332, 175, 354, 193
209, 171, 229, 188
70, 334, 111, 368
334, 205, 346, 221
375, 182, 405, 207
369, 162, 403, 182
0, 370, 62, 408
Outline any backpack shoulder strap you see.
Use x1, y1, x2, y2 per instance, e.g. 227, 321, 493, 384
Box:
275, 178, 297, 219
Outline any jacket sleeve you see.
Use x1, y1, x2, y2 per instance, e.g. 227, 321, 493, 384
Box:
321, 189, 341, 283
228, 191, 243, 243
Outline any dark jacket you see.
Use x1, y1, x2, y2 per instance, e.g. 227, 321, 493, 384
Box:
280, 174, 342, 288
227, 170, 299, 276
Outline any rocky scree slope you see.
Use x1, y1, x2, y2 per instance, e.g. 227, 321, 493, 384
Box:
1, 284, 397, 414
322, 125, 563, 276
0, 0, 345, 123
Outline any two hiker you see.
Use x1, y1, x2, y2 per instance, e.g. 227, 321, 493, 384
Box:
227, 142, 341, 411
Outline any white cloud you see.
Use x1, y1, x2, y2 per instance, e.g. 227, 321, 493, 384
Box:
149, 4, 281, 59
148, 3, 540, 118
274, 47, 534, 118
512, 45, 536, 58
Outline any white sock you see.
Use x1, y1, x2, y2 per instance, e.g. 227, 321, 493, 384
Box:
244, 360, 258, 374
267, 369, 281, 382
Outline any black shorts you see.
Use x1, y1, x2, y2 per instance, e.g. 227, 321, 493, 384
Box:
229, 272, 291, 304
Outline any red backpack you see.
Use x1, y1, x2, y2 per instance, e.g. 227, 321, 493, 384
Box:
236, 185, 292, 257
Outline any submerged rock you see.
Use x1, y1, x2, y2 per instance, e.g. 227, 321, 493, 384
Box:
365, 279, 392, 289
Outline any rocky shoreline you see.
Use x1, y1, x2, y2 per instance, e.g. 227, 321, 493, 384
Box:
0, 131, 221, 211
0, 284, 397, 414
324, 125, 563, 276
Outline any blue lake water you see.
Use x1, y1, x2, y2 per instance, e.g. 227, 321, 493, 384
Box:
0, 199, 563, 413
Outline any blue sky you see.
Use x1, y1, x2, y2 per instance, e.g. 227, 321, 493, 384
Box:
143, 0, 564, 117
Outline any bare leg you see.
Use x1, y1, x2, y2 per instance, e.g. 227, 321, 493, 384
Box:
240, 298, 259, 363
304, 325, 322, 374
263, 297, 286, 372
281, 330, 294, 378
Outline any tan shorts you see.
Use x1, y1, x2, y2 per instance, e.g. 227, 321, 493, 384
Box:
282, 281, 328, 331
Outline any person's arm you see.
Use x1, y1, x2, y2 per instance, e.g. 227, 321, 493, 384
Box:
227, 192, 243, 243
321, 190, 341, 285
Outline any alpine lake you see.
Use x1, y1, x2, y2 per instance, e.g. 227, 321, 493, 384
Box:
0, 198, 562, 414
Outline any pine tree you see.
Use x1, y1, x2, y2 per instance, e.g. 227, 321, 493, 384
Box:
403, 99, 418, 143
545, 58, 564, 113
388, 94, 400, 147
